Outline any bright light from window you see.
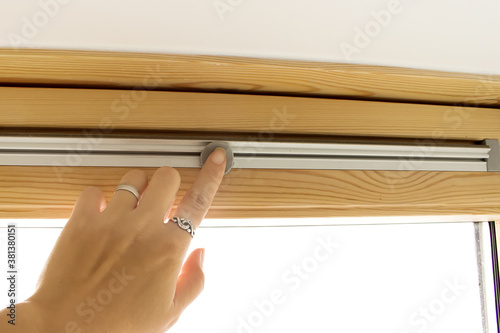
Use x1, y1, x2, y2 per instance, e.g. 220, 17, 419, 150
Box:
0, 220, 488, 332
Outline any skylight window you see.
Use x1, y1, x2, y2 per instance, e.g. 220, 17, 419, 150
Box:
0, 218, 497, 333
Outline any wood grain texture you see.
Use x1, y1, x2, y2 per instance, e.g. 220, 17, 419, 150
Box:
0, 166, 499, 219
0, 49, 499, 107
1, 87, 499, 141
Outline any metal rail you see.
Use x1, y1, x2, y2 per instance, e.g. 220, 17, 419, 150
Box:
0, 136, 498, 172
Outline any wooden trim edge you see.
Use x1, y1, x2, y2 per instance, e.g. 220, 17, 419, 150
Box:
1, 48, 499, 107
1, 167, 499, 220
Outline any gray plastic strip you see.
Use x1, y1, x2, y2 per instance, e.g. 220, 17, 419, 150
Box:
0, 136, 495, 172
485, 139, 500, 172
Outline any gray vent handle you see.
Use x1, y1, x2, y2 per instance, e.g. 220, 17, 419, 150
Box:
200, 142, 234, 175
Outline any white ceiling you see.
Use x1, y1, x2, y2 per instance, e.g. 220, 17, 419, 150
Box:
1, 0, 499, 75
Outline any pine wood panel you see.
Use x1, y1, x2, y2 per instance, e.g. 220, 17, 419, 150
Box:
0, 166, 499, 220
1, 49, 499, 107
1, 87, 499, 141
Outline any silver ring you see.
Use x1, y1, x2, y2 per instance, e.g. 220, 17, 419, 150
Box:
168, 216, 195, 238
114, 184, 140, 201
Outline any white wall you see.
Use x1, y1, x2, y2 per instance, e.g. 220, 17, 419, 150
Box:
1, 0, 499, 75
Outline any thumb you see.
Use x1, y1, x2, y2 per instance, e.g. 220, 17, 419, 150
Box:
172, 248, 205, 316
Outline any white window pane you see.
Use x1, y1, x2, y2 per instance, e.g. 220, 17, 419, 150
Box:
180, 222, 483, 333
0, 227, 61, 302
0, 221, 485, 332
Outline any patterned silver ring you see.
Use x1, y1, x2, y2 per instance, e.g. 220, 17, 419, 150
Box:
169, 216, 195, 238
114, 184, 140, 201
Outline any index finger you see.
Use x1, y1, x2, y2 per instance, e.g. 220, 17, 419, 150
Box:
166, 147, 227, 238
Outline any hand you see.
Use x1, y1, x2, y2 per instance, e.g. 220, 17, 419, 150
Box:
1, 147, 227, 332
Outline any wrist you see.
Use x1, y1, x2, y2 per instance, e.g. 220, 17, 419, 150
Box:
0, 300, 48, 332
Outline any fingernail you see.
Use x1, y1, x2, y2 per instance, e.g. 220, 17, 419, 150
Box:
200, 248, 205, 269
211, 147, 226, 165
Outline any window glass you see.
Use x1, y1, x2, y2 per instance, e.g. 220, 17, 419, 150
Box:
0, 221, 486, 333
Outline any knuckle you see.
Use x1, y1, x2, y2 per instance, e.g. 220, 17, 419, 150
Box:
187, 189, 211, 211
202, 181, 219, 196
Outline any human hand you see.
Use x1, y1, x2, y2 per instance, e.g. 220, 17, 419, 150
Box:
2, 147, 227, 332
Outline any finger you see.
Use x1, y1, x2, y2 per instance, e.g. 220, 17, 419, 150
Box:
171, 248, 205, 318
136, 166, 181, 222
104, 169, 148, 213
166, 147, 226, 238
70, 186, 107, 219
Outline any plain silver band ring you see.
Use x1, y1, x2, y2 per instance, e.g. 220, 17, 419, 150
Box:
169, 216, 195, 237
114, 184, 140, 201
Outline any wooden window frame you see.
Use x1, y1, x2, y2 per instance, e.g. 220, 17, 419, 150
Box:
0, 48, 499, 222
